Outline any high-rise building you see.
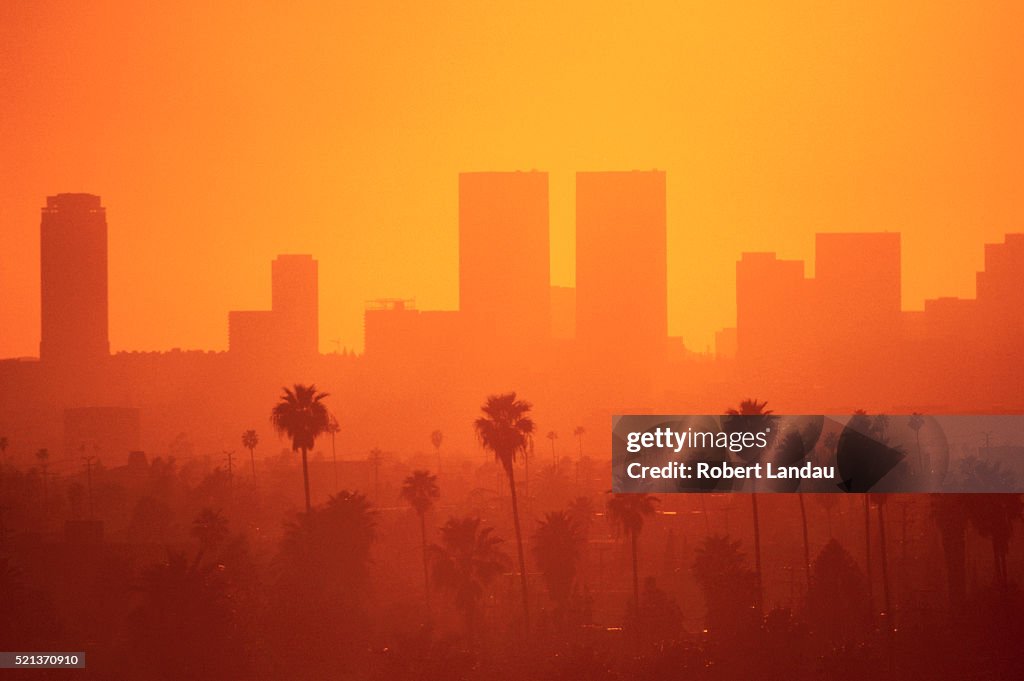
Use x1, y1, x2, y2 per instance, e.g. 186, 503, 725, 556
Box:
815, 232, 901, 329
459, 172, 550, 348
576, 171, 667, 363
977, 233, 1024, 314
228, 254, 318, 359
813, 232, 902, 388
735, 252, 808, 364
39, 193, 109, 364
272, 254, 319, 357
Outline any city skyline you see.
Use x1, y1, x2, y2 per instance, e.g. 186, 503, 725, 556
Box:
3, 5, 1023, 679
4, 3, 1024, 359
4, 184, 1019, 362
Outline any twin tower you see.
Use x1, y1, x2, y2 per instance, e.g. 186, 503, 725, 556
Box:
458, 170, 667, 362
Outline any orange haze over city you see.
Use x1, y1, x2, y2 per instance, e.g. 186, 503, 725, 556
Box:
3, 1, 1024, 358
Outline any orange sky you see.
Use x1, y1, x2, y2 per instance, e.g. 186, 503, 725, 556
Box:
2, 1, 1022, 357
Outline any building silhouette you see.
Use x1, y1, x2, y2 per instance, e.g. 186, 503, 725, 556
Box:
814, 232, 901, 347
459, 172, 550, 352
273, 254, 319, 357
976, 233, 1024, 349
576, 171, 667, 366
39, 193, 109, 364
228, 309, 276, 359
228, 254, 318, 359
363, 299, 461, 365
735, 252, 808, 370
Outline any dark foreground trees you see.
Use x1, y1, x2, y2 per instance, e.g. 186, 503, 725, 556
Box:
429, 516, 510, 638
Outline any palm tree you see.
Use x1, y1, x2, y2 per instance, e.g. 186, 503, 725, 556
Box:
0, 436, 8, 497
327, 415, 341, 491
474, 392, 535, 631
401, 470, 440, 610
778, 431, 813, 593
369, 448, 383, 503
429, 516, 510, 637
270, 384, 331, 512
931, 494, 969, 609
908, 413, 925, 474
874, 494, 893, 624
431, 429, 444, 474
567, 496, 595, 539
606, 492, 659, 610
130, 550, 237, 679
546, 430, 558, 469
35, 448, 49, 508
723, 398, 777, 611
573, 426, 585, 458
960, 458, 1023, 588
693, 534, 760, 641
241, 430, 259, 484
190, 507, 229, 568
533, 511, 585, 619
573, 426, 585, 487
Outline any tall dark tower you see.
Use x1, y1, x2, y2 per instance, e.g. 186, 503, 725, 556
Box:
459, 171, 550, 348
39, 193, 109, 364
576, 171, 667, 363
272, 254, 319, 357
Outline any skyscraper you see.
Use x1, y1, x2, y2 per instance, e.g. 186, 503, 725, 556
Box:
39, 193, 109, 364
459, 172, 550, 348
815, 232, 901, 321
576, 171, 667, 363
272, 254, 319, 357
735, 252, 809, 368
815, 232, 901, 347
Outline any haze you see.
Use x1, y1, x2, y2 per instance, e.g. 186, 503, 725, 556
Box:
2, 1, 1022, 357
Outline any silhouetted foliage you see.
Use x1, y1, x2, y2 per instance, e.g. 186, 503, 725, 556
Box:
692, 534, 759, 646
474, 392, 534, 630
960, 458, 1023, 588
807, 539, 871, 648
267, 490, 376, 678
429, 516, 510, 637
402, 469, 441, 608
533, 510, 585, 614
271, 384, 330, 511
127, 550, 245, 681
607, 492, 659, 610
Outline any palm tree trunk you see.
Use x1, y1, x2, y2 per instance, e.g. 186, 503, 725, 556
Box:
420, 511, 431, 614
331, 433, 338, 492
877, 500, 894, 671
507, 466, 530, 633
631, 529, 640, 611
751, 493, 763, 613
249, 447, 257, 484
877, 501, 892, 618
864, 495, 874, 620
921, 432, 929, 475
993, 540, 1007, 589
798, 493, 811, 594
301, 447, 312, 512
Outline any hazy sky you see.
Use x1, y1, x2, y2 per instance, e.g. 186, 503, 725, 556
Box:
2, 1, 1022, 357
